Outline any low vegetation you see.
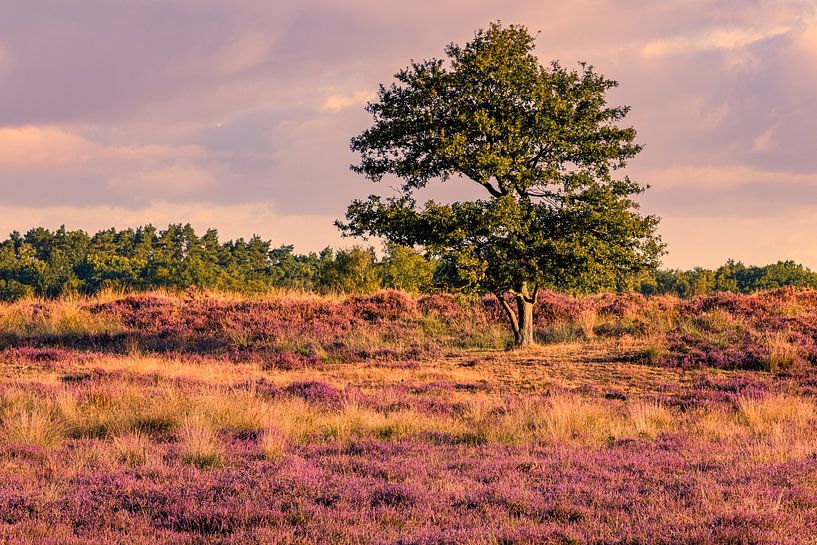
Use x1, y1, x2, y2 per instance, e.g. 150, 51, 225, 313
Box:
1, 288, 817, 543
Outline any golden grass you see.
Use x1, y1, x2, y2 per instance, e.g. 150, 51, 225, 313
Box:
642, 336, 666, 365
259, 423, 288, 460
639, 298, 680, 335
576, 309, 598, 340
764, 331, 797, 373
695, 308, 736, 333
0, 299, 121, 337
196, 389, 267, 433
628, 401, 675, 439
261, 397, 464, 445
3, 335, 817, 471
111, 431, 153, 468
323, 403, 461, 442
737, 394, 815, 434
739, 426, 817, 465
465, 395, 625, 446
179, 413, 225, 469
1, 405, 68, 451
535, 396, 621, 444
694, 408, 745, 441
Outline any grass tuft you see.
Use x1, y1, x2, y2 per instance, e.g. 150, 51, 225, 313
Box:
179, 413, 225, 469
1, 406, 68, 451
111, 431, 152, 468
259, 423, 288, 460
764, 331, 797, 373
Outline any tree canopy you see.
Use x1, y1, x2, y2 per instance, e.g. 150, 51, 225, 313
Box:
0, 224, 814, 306
0, 224, 433, 301
339, 22, 664, 345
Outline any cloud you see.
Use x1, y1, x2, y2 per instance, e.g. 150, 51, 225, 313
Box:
0, 126, 221, 206
0, 43, 12, 77
0, 0, 816, 266
797, 18, 817, 54
107, 166, 214, 200
0, 126, 206, 168
321, 90, 375, 113
639, 25, 791, 58
752, 126, 776, 152
641, 164, 817, 190
212, 31, 279, 75
0, 126, 97, 167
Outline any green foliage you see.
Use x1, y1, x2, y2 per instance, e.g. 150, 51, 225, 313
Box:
379, 244, 436, 293
0, 225, 436, 300
339, 22, 663, 343
340, 22, 662, 296
318, 247, 381, 294
0, 279, 34, 302
638, 260, 817, 298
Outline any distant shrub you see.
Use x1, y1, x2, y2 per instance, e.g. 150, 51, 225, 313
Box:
418, 293, 464, 321
0, 280, 34, 302
284, 381, 344, 409
346, 290, 418, 322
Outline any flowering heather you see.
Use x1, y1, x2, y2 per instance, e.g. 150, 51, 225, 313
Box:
284, 380, 345, 408
0, 288, 804, 368
2, 290, 817, 542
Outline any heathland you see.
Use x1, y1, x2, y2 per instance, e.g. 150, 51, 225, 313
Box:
2, 288, 817, 544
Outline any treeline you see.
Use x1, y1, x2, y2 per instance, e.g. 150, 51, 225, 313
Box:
1, 224, 816, 301
0, 224, 435, 301
636, 260, 817, 297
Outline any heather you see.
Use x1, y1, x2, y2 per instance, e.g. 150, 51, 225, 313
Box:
3, 290, 817, 543
4, 287, 817, 371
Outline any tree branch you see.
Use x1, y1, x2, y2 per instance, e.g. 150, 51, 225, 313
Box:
459, 166, 504, 198
495, 292, 520, 335
530, 285, 539, 304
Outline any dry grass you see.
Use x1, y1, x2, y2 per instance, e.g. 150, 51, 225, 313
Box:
577, 310, 598, 340
739, 426, 817, 465
1, 405, 68, 450
57, 383, 182, 439
62, 440, 115, 475
178, 413, 225, 469
642, 336, 666, 365
259, 423, 288, 460
262, 398, 320, 444
737, 394, 815, 435
535, 396, 621, 444
195, 389, 266, 433
464, 395, 625, 446
638, 299, 680, 335
764, 331, 797, 373
3, 334, 817, 471
70, 354, 260, 385
628, 401, 674, 439
695, 308, 735, 333
263, 398, 464, 445
0, 299, 121, 337
111, 431, 152, 468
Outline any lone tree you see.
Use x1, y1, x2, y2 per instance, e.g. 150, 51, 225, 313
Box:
338, 22, 664, 347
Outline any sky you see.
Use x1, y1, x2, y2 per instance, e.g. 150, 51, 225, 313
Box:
0, 0, 816, 269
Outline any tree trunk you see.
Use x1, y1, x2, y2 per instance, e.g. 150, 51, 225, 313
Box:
496, 283, 537, 348
515, 294, 535, 347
